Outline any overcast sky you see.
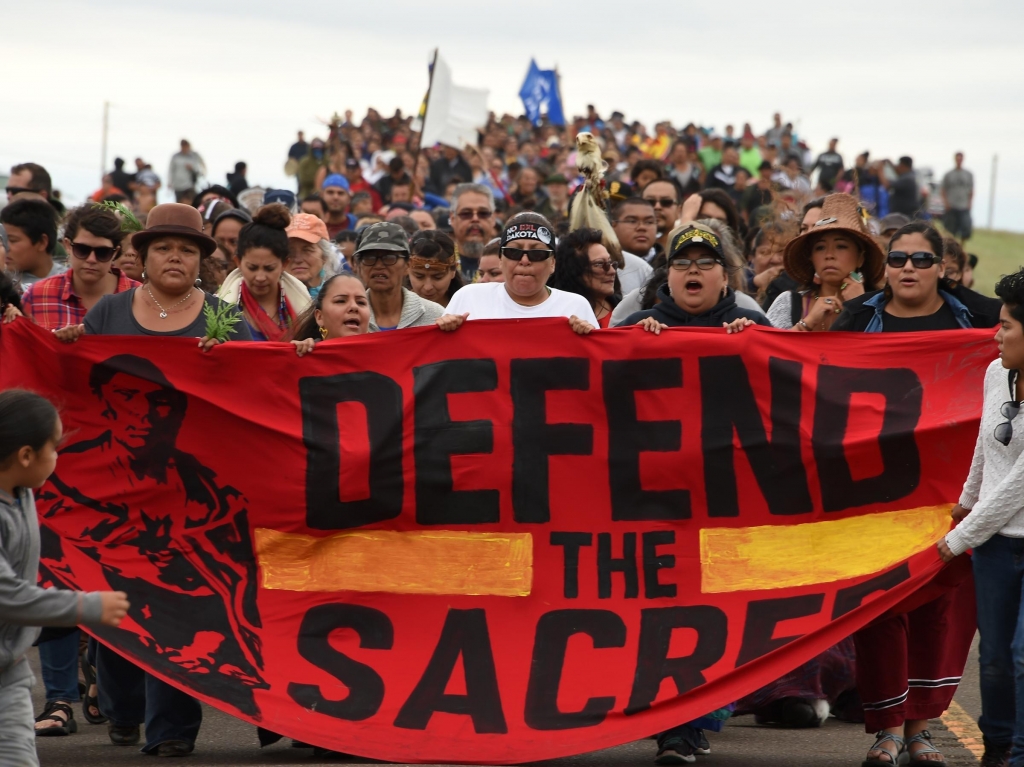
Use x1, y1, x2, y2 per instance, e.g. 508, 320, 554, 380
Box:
4, 0, 1023, 230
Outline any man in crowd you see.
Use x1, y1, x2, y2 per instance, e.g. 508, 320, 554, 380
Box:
697, 134, 723, 173
132, 158, 161, 212
889, 155, 922, 217
812, 138, 844, 192
288, 131, 309, 163
227, 162, 248, 196
6, 162, 63, 213
706, 146, 741, 195
109, 158, 134, 197
300, 194, 326, 220
742, 161, 778, 224
322, 174, 357, 237
0, 198, 64, 291
510, 167, 548, 210
540, 174, 570, 221
738, 131, 763, 177
375, 157, 412, 205
942, 152, 974, 242
428, 145, 472, 195
666, 141, 701, 197
609, 197, 655, 292
450, 183, 497, 279
641, 178, 682, 260
168, 139, 206, 203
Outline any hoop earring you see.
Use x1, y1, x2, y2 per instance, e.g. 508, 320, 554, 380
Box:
194, 277, 203, 288
319, 327, 328, 340
141, 270, 147, 281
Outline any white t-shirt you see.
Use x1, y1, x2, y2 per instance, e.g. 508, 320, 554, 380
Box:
447, 282, 600, 326
619, 252, 653, 295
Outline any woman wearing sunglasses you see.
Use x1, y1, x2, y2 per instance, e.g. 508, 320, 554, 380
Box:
937, 268, 1024, 767
353, 221, 444, 331
832, 222, 990, 766
437, 212, 598, 334
831, 222, 997, 332
21, 204, 139, 330
549, 227, 621, 328
619, 223, 771, 334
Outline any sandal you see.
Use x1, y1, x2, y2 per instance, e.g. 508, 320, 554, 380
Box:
906, 730, 945, 764
35, 700, 77, 736
80, 648, 107, 724
863, 730, 904, 766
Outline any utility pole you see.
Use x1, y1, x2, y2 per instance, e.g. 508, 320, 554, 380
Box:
987, 153, 998, 230
100, 101, 110, 178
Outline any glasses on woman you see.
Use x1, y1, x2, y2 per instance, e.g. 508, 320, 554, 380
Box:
589, 260, 619, 273
669, 256, 721, 271
70, 242, 118, 262
501, 247, 552, 262
887, 251, 941, 269
358, 252, 405, 266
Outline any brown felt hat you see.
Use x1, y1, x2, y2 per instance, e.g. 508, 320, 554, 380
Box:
783, 193, 885, 288
132, 203, 218, 259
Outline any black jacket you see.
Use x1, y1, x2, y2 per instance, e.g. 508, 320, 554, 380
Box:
620, 285, 773, 328
831, 286, 1000, 332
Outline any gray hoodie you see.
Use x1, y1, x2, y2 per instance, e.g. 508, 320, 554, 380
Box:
368, 287, 444, 332
0, 487, 103, 677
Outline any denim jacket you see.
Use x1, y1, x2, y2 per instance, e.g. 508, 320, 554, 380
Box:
862, 289, 974, 333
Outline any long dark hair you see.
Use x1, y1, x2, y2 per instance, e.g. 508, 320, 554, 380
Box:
0, 271, 22, 314
292, 273, 367, 341
551, 227, 620, 310
0, 390, 59, 466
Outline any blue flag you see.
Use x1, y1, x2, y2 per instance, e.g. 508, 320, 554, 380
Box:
519, 59, 565, 126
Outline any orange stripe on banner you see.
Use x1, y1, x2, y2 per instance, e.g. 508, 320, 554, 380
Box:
699, 505, 951, 594
254, 528, 533, 597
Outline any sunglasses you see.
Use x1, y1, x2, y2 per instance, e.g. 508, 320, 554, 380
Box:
669, 256, 722, 271
4, 186, 33, 197
996, 401, 1020, 446
887, 251, 941, 269
644, 197, 678, 209
70, 241, 118, 262
589, 260, 619, 273
455, 208, 494, 221
501, 246, 553, 262
358, 252, 405, 266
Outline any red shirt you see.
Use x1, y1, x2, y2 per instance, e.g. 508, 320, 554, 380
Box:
22, 269, 140, 330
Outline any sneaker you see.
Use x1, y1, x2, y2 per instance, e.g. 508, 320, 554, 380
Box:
655, 738, 697, 764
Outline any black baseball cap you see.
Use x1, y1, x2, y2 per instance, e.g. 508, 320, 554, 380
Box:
669, 226, 725, 261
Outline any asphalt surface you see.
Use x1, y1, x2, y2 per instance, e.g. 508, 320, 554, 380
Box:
30, 639, 984, 767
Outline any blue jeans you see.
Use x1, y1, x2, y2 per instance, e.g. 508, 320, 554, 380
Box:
95, 642, 202, 753
973, 534, 1024, 764
38, 630, 80, 703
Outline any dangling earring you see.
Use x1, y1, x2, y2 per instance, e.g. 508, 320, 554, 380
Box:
194, 277, 203, 288
812, 272, 822, 285
319, 326, 328, 340
141, 269, 147, 281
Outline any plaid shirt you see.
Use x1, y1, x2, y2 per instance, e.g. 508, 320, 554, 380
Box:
21, 269, 139, 330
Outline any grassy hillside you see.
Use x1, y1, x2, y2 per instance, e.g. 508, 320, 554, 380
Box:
967, 229, 1024, 296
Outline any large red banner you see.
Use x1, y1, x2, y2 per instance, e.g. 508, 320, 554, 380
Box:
0, 318, 995, 763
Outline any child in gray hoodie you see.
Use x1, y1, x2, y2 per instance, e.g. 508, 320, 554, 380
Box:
0, 389, 129, 765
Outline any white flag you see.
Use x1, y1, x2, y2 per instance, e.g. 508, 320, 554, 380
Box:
420, 54, 489, 149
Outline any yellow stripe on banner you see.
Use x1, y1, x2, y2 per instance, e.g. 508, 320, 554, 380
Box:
254, 528, 533, 597
699, 505, 951, 594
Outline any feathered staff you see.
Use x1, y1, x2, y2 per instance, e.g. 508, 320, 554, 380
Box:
569, 132, 622, 260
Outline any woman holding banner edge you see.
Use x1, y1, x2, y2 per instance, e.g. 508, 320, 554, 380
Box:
937, 267, 1024, 767
832, 221, 993, 766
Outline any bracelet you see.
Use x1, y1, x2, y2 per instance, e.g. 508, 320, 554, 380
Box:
797, 320, 811, 331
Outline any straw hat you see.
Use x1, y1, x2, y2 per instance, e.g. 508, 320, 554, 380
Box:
132, 203, 218, 259
783, 193, 885, 288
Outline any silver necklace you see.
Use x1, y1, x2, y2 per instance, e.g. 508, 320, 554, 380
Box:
146, 285, 193, 319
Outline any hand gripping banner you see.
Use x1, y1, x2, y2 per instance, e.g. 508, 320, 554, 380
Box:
0, 318, 995, 763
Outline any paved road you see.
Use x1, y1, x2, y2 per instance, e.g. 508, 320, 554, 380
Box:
30, 643, 984, 766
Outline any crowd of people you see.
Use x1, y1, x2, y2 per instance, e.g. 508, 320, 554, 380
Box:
0, 103, 1015, 767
